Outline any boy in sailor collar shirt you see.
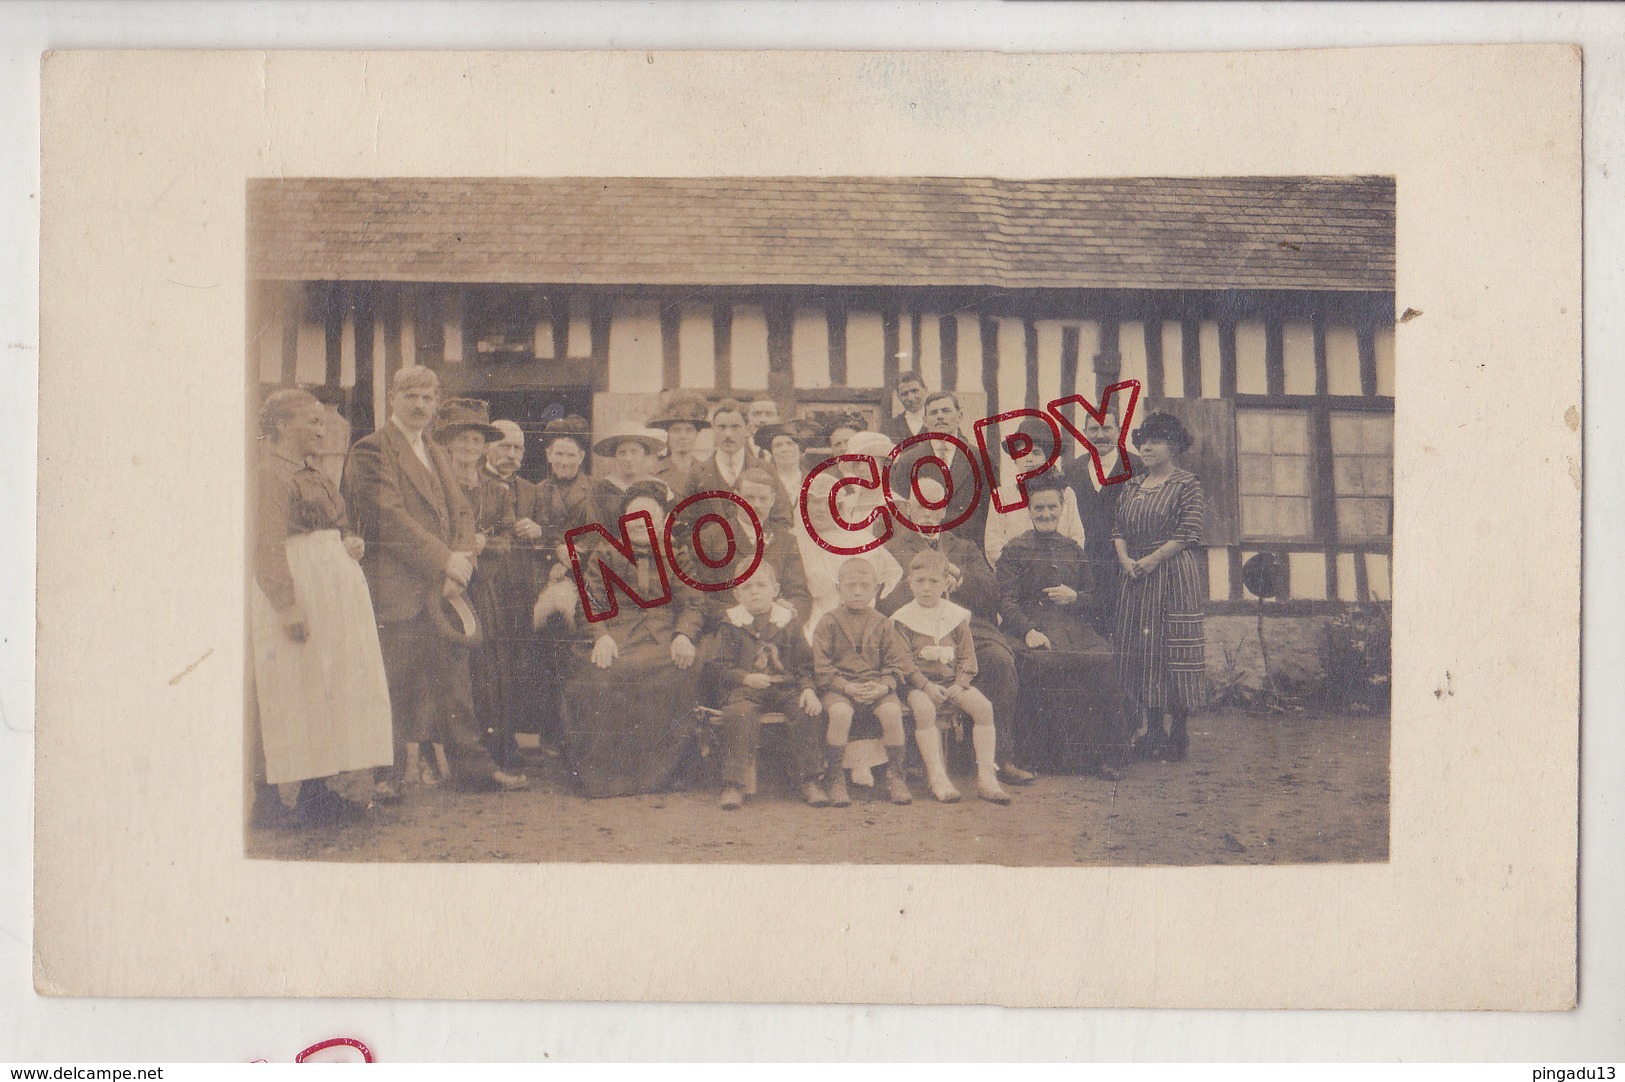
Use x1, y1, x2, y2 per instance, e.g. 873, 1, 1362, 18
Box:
712, 564, 826, 811
890, 550, 1012, 806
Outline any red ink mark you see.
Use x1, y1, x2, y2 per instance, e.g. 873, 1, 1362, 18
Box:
295, 1037, 374, 1063
801, 454, 891, 556
884, 432, 981, 535
1047, 380, 1141, 487
973, 409, 1061, 515
663, 490, 764, 593
565, 509, 671, 622
573, 386, 1141, 613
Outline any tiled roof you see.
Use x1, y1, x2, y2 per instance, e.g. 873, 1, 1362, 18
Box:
248, 176, 1394, 293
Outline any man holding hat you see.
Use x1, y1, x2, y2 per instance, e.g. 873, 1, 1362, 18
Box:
342, 367, 525, 798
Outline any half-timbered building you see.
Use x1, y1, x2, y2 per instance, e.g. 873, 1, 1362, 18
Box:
248, 176, 1395, 687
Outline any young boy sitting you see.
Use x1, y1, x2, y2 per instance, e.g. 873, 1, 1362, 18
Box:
811, 558, 916, 807
890, 550, 1012, 805
713, 564, 826, 811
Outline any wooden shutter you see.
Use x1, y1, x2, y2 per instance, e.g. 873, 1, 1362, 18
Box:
1140, 396, 1239, 546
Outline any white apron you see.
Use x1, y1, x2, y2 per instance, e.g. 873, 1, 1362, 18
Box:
250, 530, 394, 784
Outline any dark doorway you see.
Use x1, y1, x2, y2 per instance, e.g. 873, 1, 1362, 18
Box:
480, 388, 594, 483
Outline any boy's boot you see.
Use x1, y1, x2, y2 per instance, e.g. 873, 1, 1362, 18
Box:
824, 746, 851, 807
882, 745, 913, 805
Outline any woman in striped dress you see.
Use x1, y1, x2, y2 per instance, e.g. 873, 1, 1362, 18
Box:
1112, 411, 1207, 761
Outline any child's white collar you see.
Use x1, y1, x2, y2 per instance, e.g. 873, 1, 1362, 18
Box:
890, 599, 971, 639
726, 602, 794, 629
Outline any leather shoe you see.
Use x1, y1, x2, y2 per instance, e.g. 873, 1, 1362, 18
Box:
490, 769, 529, 792
999, 763, 1037, 786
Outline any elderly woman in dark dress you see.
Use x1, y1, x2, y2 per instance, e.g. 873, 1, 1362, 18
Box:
250, 388, 393, 827
1112, 411, 1208, 761
433, 398, 529, 774
559, 480, 706, 797
996, 471, 1136, 780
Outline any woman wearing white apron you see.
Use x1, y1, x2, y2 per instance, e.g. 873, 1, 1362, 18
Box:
250, 389, 394, 827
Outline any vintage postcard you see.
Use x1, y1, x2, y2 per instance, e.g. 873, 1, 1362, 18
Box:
35, 48, 1579, 1007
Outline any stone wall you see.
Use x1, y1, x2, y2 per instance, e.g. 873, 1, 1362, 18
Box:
1206, 614, 1327, 692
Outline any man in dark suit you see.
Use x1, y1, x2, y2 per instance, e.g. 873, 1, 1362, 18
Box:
680, 399, 793, 532
343, 366, 528, 798
890, 390, 990, 551
484, 419, 549, 750
879, 370, 929, 443
1064, 409, 1144, 633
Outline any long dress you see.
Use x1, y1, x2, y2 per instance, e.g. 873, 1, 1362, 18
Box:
458, 471, 528, 767
559, 549, 705, 797
997, 528, 1134, 772
1111, 467, 1208, 712
250, 449, 394, 785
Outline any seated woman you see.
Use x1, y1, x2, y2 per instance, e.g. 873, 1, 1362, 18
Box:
250, 388, 393, 827
433, 398, 529, 774
983, 415, 1087, 568
559, 480, 705, 797
996, 471, 1134, 780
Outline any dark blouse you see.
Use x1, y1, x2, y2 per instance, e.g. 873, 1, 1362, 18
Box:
255, 449, 348, 611
995, 528, 1099, 642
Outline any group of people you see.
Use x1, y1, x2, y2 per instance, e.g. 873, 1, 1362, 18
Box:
249, 363, 1208, 827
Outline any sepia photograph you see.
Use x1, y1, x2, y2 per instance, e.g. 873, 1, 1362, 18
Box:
243, 175, 1395, 867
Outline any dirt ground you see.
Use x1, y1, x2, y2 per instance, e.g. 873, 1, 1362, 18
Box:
247, 709, 1388, 866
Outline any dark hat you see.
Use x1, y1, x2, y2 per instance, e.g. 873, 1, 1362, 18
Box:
542, 414, 592, 450
1132, 411, 1195, 454
821, 413, 864, 442
425, 581, 483, 647
431, 398, 502, 444
593, 427, 666, 458
752, 418, 818, 453
648, 392, 712, 431
618, 478, 674, 515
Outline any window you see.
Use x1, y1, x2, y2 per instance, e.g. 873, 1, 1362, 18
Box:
1237, 409, 1313, 539
1330, 412, 1394, 541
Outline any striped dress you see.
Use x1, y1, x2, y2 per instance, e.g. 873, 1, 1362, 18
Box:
1111, 467, 1207, 712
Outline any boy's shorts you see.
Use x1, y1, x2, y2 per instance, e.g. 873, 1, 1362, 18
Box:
821, 689, 902, 716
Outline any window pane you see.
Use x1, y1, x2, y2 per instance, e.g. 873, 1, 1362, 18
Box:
1329, 413, 1363, 454
1271, 412, 1309, 454
1274, 497, 1312, 538
1366, 416, 1393, 456
1273, 455, 1310, 495
1236, 412, 1272, 453
1334, 456, 1364, 495
1364, 457, 1393, 496
1240, 496, 1276, 537
1336, 497, 1364, 538
1337, 496, 1390, 541
1239, 454, 1274, 494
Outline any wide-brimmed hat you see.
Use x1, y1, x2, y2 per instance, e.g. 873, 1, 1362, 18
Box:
541, 414, 592, 451
752, 418, 818, 453
648, 392, 712, 431
425, 581, 483, 647
431, 398, 502, 443
1132, 410, 1194, 454
593, 427, 666, 458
